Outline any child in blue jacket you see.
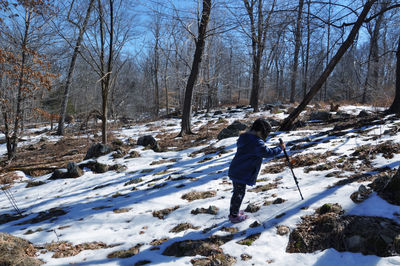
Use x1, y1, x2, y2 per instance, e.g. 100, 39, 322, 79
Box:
228, 118, 284, 223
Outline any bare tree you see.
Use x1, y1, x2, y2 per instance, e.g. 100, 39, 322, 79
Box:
179, 0, 212, 136
58, 0, 96, 135
243, 0, 276, 112
362, 1, 389, 103
289, 0, 304, 103
0, 1, 56, 159
280, 0, 377, 131
388, 36, 400, 113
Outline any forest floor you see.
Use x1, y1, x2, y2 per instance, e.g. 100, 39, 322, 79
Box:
1, 104, 400, 265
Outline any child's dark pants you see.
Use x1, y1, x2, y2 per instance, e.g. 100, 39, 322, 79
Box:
230, 181, 246, 216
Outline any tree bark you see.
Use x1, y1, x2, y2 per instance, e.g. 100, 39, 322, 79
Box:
388, 37, 400, 113
302, 0, 311, 98
8, 8, 32, 159
98, 0, 114, 144
58, 0, 95, 136
289, 0, 304, 103
280, 0, 377, 131
179, 0, 211, 136
153, 24, 160, 117
362, 1, 387, 104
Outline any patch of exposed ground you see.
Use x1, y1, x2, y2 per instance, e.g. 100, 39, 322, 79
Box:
287, 203, 400, 257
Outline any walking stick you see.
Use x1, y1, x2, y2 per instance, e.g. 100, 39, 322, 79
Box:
279, 138, 304, 200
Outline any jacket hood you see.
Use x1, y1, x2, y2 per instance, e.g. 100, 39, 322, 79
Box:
237, 132, 259, 149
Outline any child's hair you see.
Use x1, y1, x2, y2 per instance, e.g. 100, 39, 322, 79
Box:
251, 118, 272, 139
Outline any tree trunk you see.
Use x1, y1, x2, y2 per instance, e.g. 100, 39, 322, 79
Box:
289, 0, 304, 103
302, 0, 311, 98
153, 28, 160, 117
362, 2, 386, 104
58, 0, 95, 136
280, 0, 377, 131
388, 37, 400, 113
179, 0, 211, 136
8, 9, 32, 159
249, 55, 261, 111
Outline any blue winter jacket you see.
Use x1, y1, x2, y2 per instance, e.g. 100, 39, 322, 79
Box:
228, 132, 282, 186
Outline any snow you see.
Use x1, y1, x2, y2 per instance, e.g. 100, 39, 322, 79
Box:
1, 105, 400, 265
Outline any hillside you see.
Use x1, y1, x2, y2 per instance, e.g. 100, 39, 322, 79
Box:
1, 104, 400, 266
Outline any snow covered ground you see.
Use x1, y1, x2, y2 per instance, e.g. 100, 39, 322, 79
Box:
1, 105, 400, 265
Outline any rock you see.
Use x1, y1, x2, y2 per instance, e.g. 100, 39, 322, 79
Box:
112, 148, 127, 159
0, 232, 42, 266
276, 225, 290, 236
214, 110, 223, 115
84, 143, 112, 160
249, 221, 261, 228
265, 118, 280, 127
264, 104, 275, 111
241, 254, 252, 261
273, 198, 285, 204
50, 169, 68, 180
350, 185, 372, 203
310, 111, 332, 121
109, 164, 127, 173
191, 206, 219, 215
137, 135, 157, 147
162, 235, 233, 257
217, 128, 239, 140
244, 203, 261, 213
191, 253, 236, 266
358, 110, 369, 117
137, 135, 161, 152
379, 169, 400, 205
80, 160, 109, 173
128, 150, 141, 158
227, 121, 247, 131
346, 235, 364, 251
67, 162, 83, 178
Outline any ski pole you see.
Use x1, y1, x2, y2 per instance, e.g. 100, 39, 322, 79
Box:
279, 138, 304, 200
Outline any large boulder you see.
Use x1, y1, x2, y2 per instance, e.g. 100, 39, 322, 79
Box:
49, 169, 68, 180
49, 162, 83, 180
84, 143, 112, 160
227, 121, 247, 131
309, 111, 332, 121
67, 162, 83, 178
217, 128, 239, 140
0, 232, 42, 265
379, 168, 400, 205
217, 121, 248, 140
137, 135, 161, 152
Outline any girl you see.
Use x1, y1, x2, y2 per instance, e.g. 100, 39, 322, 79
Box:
228, 118, 285, 223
